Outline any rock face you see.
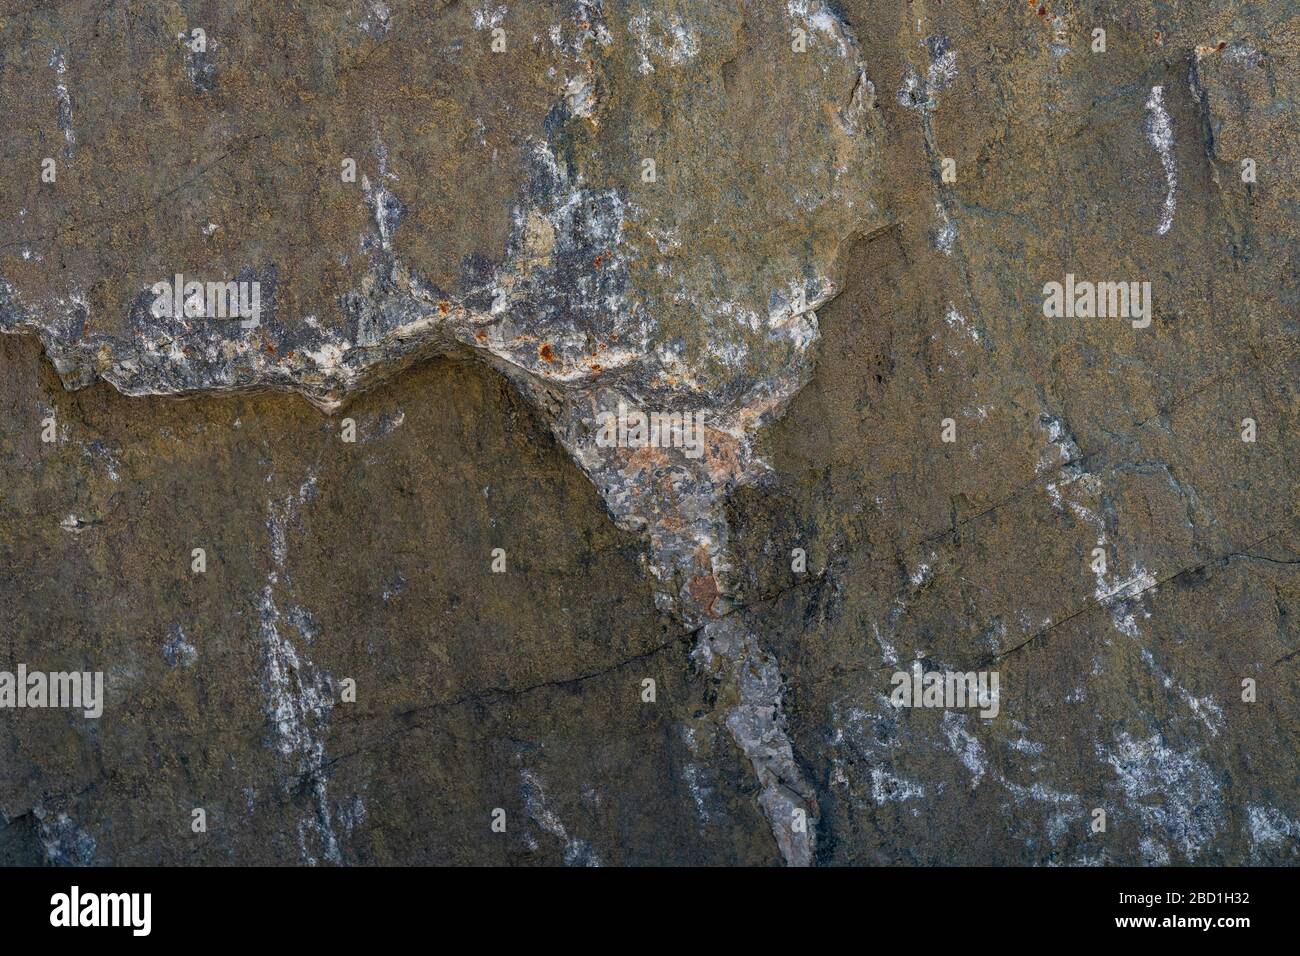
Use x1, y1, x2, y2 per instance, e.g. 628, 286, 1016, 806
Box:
0, 0, 1296, 866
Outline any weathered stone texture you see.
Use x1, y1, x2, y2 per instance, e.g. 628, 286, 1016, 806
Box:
1, 1, 1297, 865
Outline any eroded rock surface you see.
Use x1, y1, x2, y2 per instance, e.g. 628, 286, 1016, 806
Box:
1, 0, 1297, 865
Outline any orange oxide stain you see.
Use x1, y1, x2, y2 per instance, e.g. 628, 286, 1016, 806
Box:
539, 343, 556, 362
688, 574, 722, 617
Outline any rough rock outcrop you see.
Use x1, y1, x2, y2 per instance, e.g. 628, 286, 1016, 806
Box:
1, 0, 1297, 865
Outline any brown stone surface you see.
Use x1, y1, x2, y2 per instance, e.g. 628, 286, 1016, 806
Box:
1, 1, 1297, 865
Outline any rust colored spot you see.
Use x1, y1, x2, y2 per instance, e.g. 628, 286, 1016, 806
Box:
285, 350, 295, 360
438, 300, 450, 315
539, 343, 556, 362
1218, 41, 1227, 51
1037, 5, 1046, 16
265, 342, 276, 354
588, 363, 602, 374
593, 252, 605, 268
474, 330, 488, 342
688, 574, 722, 616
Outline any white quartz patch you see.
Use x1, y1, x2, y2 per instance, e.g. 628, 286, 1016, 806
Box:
1145, 86, 1177, 236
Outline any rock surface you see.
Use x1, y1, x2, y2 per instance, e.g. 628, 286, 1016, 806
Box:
1, 0, 1297, 865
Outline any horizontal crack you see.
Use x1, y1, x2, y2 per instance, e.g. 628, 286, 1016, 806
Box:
806, 518, 1298, 689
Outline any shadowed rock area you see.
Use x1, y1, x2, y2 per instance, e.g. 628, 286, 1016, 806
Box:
1, 0, 1297, 865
